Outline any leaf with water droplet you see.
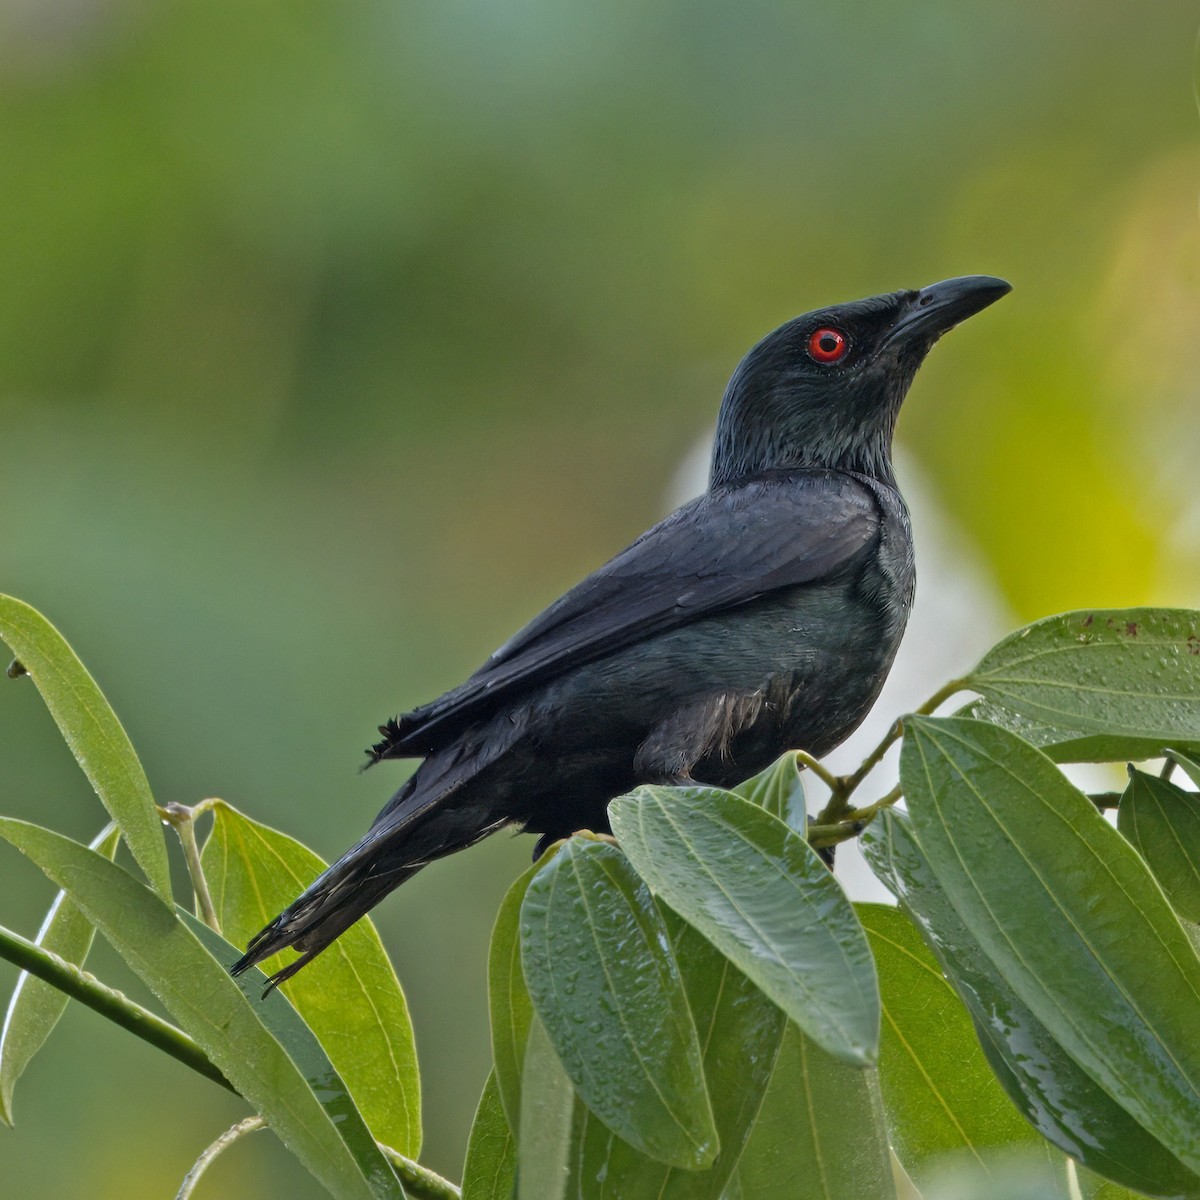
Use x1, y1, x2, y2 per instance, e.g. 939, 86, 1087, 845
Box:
609, 785, 878, 1066
567, 906, 785, 1198
519, 838, 717, 1169
900, 716, 1200, 1179
862, 809, 1200, 1197
856, 901, 1051, 1190
963, 609, 1200, 762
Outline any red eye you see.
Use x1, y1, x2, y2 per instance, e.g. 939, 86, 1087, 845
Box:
808, 328, 848, 363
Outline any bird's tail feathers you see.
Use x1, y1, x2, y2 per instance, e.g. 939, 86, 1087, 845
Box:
230, 864, 414, 992
230, 776, 511, 992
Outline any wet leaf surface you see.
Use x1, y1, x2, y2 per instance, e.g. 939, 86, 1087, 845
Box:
863, 808, 1200, 1198
965, 609, 1200, 758
520, 837, 716, 1169
900, 717, 1200, 1178
610, 785, 878, 1065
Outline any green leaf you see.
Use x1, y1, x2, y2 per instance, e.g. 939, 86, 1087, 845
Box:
732, 752, 807, 833
901, 716, 1200, 1177
517, 1016, 576, 1200
963, 609, 1200, 758
863, 808, 1200, 1199
0, 817, 404, 1200
857, 902, 1044, 1188
0, 595, 171, 897
962, 698, 1198, 764
0, 823, 119, 1125
1117, 769, 1200, 924
200, 800, 421, 1155
519, 838, 717, 1169
731, 1022, 895, 1200
568, 907, 786, 1199
609, 785, 879, 1065
462, 1071, 516, 1200
488, 849, 557, 1135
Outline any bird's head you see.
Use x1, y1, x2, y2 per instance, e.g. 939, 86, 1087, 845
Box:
710, 275, 1011, 489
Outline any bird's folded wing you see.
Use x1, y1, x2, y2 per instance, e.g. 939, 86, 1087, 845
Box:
372, 469, 881, 758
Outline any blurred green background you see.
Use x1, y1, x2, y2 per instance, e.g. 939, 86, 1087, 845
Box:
0, 1, 1197, 1195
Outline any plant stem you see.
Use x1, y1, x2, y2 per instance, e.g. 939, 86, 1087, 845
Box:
792, 751, 840, 793
176, 1116, 265, 1200
159, 801, 221, 933
845, 784, 903, 824
378, 1144, 463, 1200
806, 822, 867, 849
814, 677, 966, 825
0, 920, 234, 1093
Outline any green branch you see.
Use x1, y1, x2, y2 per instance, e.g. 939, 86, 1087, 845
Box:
814, 677, 967, 826
0, 920, 233, 1094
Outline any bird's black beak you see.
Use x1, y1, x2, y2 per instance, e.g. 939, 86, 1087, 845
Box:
885, 275, 1011, 348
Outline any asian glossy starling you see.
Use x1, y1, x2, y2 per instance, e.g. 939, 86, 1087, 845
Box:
233, 274, 1010, 986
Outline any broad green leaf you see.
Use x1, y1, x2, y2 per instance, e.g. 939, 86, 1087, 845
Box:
609, 785, 878, 1065
0, 817, 404, 1200
488, 848, 557, 1134
1118, 770, 1200, 924
732, 752, 807, 833
901, 716, 1200, 1176
963, 699, 1197, 764
863, 808, 1200, 1199
964, 609, 1200, 757
200, 800, 420, 1154
0, 823, 119, 1125
568, 907, 786, 1199
462, 1071, 516, 1200
857, 902, 1043, 1188
519, 838, 716, 1169
0, 595, 170, 897
517, 1016, 576, 1200
731, 1022, 895, 1199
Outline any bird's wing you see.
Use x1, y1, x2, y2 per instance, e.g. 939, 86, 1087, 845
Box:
372, 469, 882, 758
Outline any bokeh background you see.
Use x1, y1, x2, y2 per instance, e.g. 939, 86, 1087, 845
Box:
0, 1, 1197, 1196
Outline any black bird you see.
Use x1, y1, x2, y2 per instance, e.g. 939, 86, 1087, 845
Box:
234, 275, 1010, 986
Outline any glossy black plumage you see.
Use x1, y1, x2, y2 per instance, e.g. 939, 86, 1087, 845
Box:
233, 274, 1009, 987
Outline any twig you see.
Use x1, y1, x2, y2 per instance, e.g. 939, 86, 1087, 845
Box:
176, 1116, 265, 1200
815, 677, 966, 825
0, 920, 233, 1093
845, 783, 903, 825
159, 801, 221, 933
793, 751, 840, 793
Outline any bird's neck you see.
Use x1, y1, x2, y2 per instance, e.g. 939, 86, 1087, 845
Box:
708, 410, 898, 490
